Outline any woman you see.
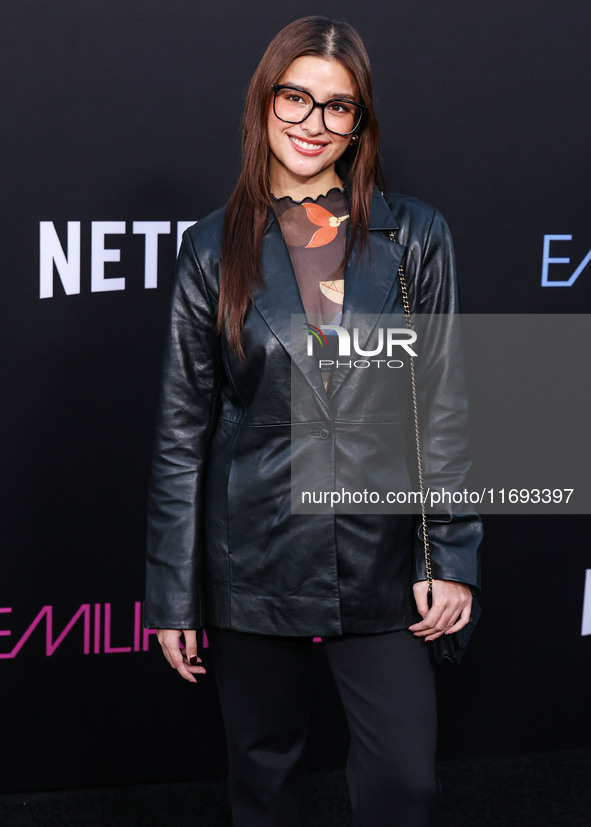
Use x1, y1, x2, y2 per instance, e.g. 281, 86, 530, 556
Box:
145, 16, 482, 827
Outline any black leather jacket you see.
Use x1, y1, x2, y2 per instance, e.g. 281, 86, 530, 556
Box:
144, 187, 482, 635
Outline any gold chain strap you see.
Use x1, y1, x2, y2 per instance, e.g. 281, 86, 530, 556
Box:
389, 230, 433, 594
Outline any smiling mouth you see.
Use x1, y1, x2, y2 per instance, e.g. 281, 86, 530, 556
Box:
288, 135, 329, 152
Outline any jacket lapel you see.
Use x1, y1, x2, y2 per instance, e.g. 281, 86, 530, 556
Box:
253, 186, 406, 405
327, 187, 405, 400
253, 218, 329, 406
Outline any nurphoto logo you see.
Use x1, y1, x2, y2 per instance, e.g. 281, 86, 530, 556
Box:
303, 322, 417, 370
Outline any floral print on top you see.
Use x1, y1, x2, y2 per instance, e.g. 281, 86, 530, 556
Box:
272, 186, 349, 392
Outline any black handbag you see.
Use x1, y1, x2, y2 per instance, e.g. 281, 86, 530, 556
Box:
395, 243, 481, 666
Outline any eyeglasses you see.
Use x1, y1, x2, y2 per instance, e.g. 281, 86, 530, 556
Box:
272, 84, 367, 136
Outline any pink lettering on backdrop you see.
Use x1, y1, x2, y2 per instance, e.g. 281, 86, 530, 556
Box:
94, 604, 101, 653
103, 603, 131, 653
46, 604, 91, 656
133, 601, 142, 652
0, 604, 91, 658
0, 606, 50, 659
0, 607, 12, 637
0, 603, 319, 659
142, 625, 158, 651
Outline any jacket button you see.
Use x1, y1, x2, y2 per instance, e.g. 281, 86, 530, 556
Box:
319, 428, 330, 439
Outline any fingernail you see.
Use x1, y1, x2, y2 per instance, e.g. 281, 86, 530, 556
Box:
189, 655, 198, 665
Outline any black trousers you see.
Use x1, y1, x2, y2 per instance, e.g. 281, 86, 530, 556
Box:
207, 626, 438, 827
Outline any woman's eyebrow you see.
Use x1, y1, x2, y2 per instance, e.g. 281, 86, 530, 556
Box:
281, 82, 356, 100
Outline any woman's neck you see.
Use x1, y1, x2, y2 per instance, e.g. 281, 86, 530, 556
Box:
269, 168, 343, 202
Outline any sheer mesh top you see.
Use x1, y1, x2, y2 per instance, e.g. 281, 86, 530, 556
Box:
271, 186, 349, 392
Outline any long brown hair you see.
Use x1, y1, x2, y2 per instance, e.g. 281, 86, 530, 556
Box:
219, 16, 385, 358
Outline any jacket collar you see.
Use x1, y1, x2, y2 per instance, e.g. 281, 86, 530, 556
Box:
254, 185, 405, 406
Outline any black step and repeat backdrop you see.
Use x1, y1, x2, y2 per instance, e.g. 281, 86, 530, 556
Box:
2, 0, 590, 793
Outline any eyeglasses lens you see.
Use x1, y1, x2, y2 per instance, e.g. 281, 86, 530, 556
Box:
274, 88, 360, 135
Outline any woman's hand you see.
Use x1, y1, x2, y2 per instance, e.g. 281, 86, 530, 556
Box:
156, 629, 207, 683
409, 579, 472, 641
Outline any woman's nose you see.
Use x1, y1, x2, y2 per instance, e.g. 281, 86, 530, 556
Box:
303, 105, 326, 134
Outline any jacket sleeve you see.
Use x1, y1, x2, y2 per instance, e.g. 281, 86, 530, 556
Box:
410, 208, 482, 590
144, 230, 223, 629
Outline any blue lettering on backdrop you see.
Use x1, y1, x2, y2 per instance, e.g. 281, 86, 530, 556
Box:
541, 234, 591, 286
